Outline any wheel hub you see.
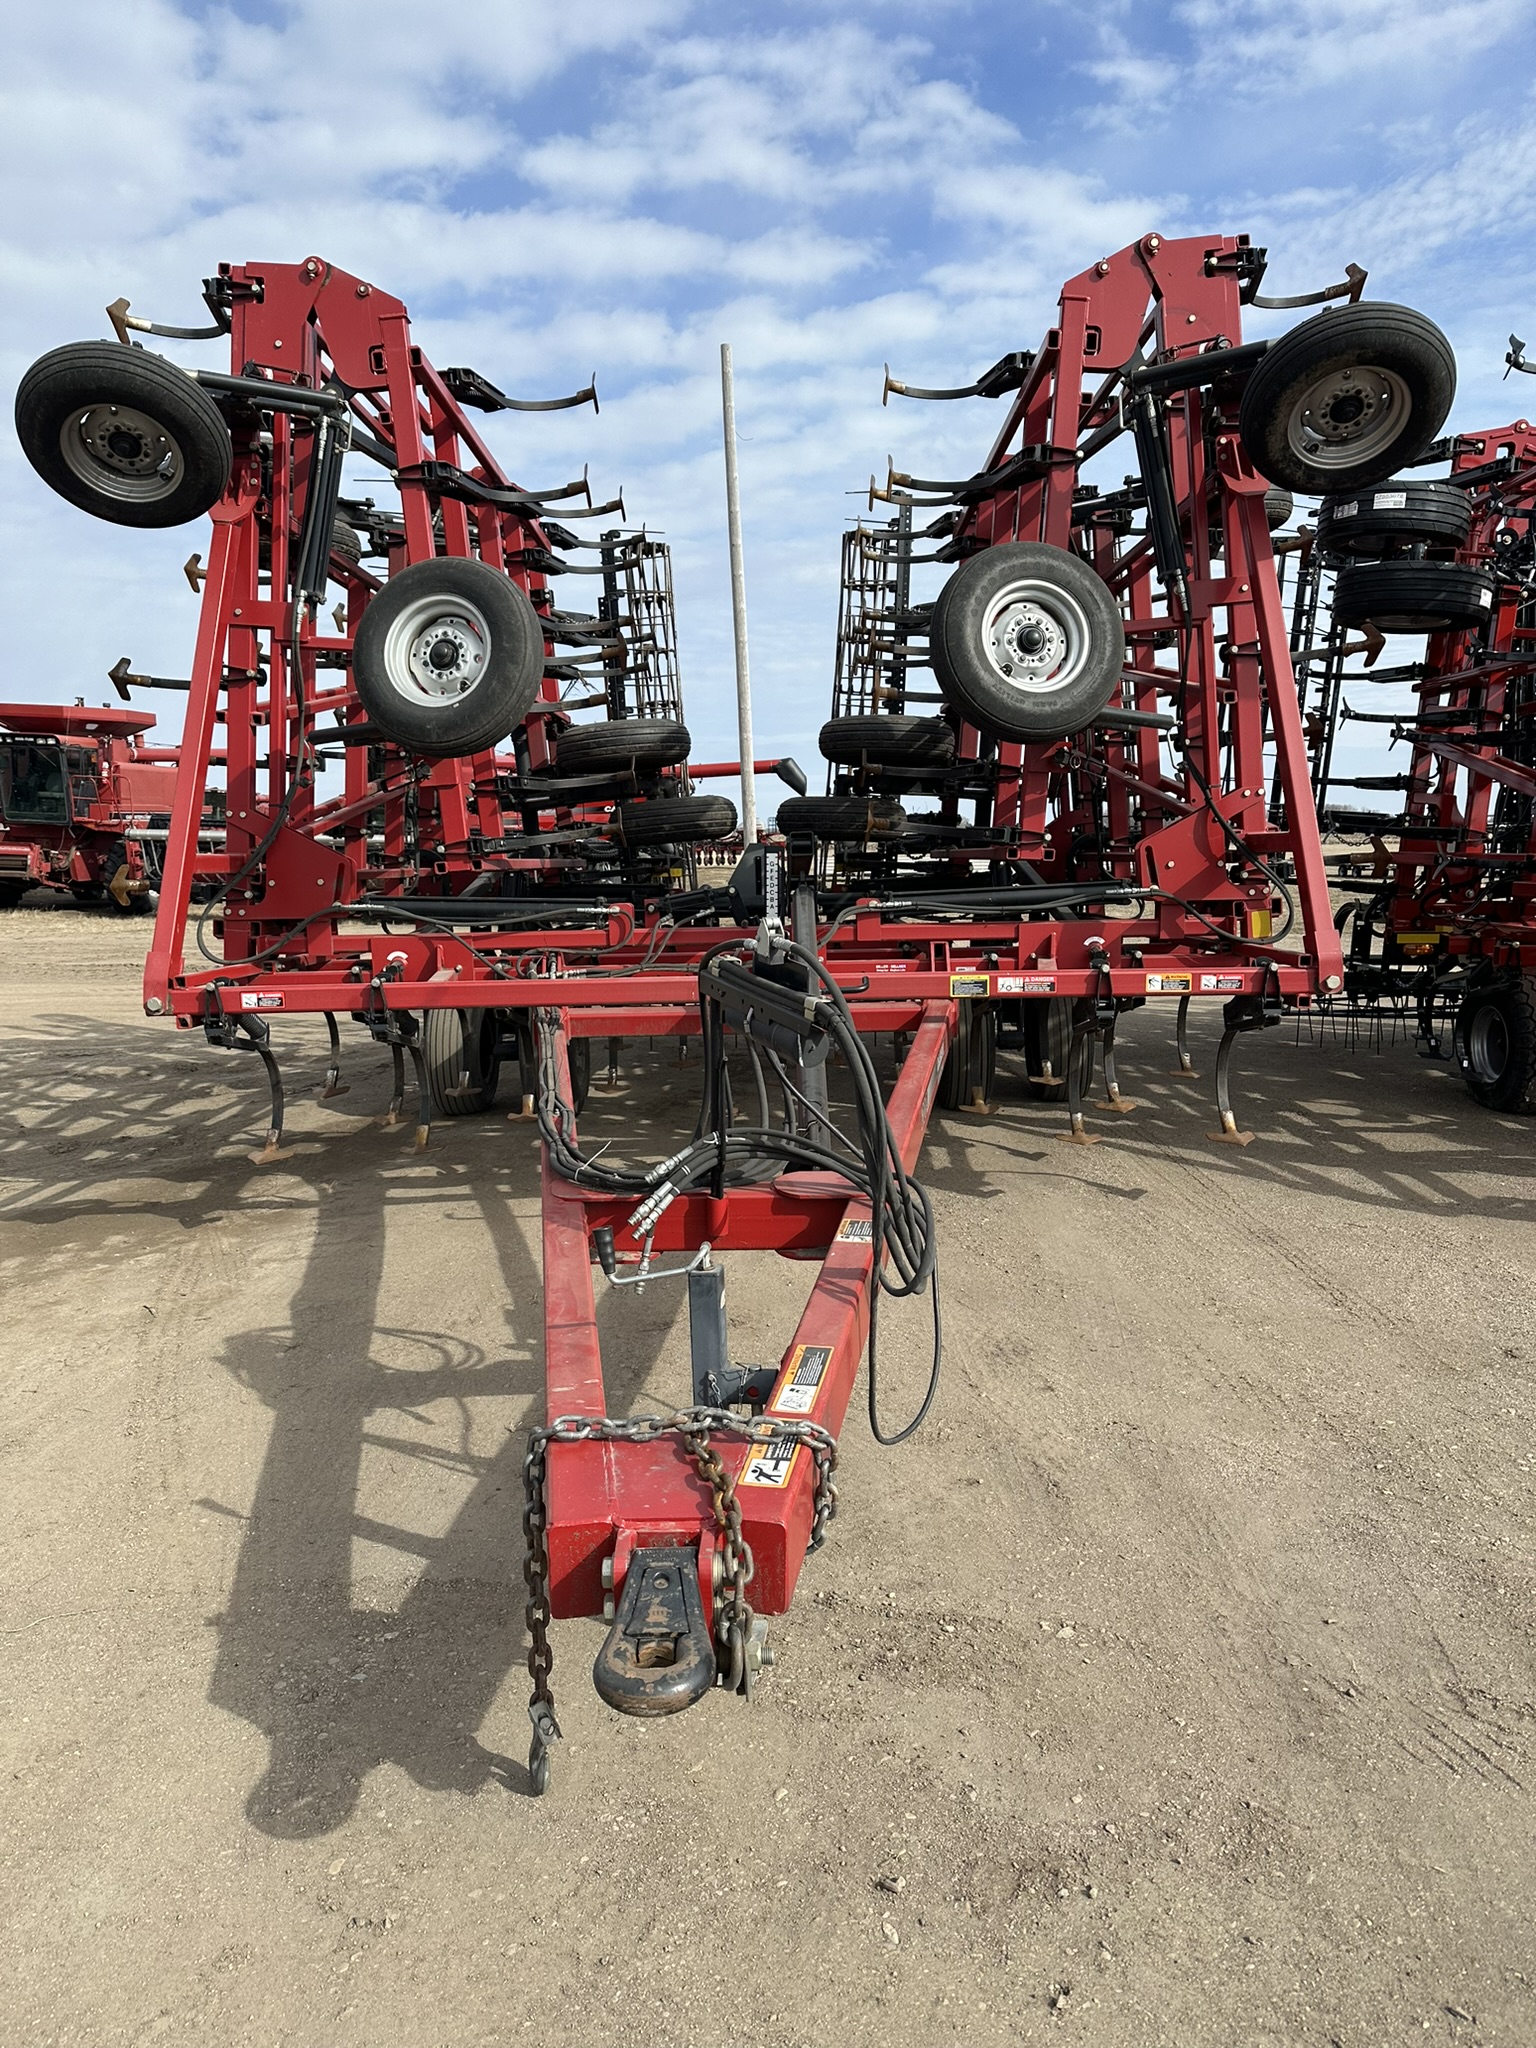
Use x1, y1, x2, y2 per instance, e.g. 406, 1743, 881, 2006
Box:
1288, 363, 1410, 471
62, 403, 184, 501
981, 580, 1088, 695
403, 612, 487, 700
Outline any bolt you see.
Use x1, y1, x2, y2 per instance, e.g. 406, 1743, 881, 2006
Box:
1145, 234, 1161, 252
356, 284, 371, 298
145, 997, 163, 1015
1096, 259, 1111, 276
1186, 314, 1197, 325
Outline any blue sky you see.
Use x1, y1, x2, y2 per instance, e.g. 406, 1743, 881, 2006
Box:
5, 0, 1536, 787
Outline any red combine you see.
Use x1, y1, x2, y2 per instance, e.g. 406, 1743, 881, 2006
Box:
0, 701, 180, 910
15, 238, 1457, 1793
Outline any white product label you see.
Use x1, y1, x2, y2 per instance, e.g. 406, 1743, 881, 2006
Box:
1334, 500, 1358, 519
1373, 490, 1407, 509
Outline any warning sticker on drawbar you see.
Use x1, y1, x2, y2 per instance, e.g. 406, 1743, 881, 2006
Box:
771, 1343, 833, 1415
1145, 971, 1193, 994
740, 1436, 801, 1486
950, 972, 991, 998
836, 1217, 873, 1242
240, 992, 283, 1010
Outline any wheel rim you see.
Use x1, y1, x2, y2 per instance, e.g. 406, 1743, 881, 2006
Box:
978, 577, 1093, 697
59, 403, 185, 504
381, 592, 492, 708
1285, 363, 1410, 474
1468, 1003, 1511, 1086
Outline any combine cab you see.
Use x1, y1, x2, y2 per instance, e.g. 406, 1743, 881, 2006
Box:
0, 702, 180, 909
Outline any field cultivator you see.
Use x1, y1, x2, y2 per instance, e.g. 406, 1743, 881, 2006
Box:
0, 701, 194, 910
14, 236, 1458, 1792
1284, 404, 1536, 1111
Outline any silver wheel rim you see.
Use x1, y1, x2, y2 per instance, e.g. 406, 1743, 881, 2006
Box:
1286, 363, 1410, 473
60, 403, 185, 504
381, 592, 493, 708
1469, 1005, 1510, 1085
979, 576, 1093, 697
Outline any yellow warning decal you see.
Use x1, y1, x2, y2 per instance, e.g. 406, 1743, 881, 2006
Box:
1145, 971, 1193, 994
835, 1217, 873, 1242
950, 972, 990, 998
739, 1438, 800, 1487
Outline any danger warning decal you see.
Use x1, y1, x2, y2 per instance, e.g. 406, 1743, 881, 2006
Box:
835, 1217, 873, 1243
240, 992, 283, 1010
1199, 973, 1244, 991
1145, 971, 1193, 994
949, 972, 990, 998
998, 973, 1057, 995
770, 1344, 833, 1417
740, 1436, 801, 1487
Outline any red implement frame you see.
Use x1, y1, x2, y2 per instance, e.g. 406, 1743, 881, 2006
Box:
40, 237, 1356, 1769
1383, 422, 1536, 976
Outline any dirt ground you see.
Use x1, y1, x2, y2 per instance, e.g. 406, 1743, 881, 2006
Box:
2, 900, 1533, 2048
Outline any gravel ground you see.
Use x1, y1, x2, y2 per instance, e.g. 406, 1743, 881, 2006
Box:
1, 903, 1533, 2047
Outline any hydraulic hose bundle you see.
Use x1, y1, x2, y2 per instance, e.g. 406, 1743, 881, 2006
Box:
534, 931, 941, 1441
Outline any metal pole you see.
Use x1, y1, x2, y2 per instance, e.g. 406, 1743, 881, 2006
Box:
720, 343, 758, 846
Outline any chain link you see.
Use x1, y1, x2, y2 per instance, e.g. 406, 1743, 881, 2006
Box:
519, 1407, 838, 1792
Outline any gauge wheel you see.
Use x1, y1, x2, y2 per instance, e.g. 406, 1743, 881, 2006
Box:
352, 557, 543, 757
930, 542, 1125, 743
1238, 303, 1455, 495
15, 341, 233, 528
1454, 979, 1536, 1114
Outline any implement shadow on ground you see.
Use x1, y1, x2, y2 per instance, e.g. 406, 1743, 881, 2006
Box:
979, 999, 1536, 1224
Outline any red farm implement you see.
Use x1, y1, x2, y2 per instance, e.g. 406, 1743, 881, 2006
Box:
0, 700, 186, 910
15, 237, 1457, 1792
1284, 399, 1536, 1110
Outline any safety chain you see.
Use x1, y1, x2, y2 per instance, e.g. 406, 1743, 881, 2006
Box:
519, 1407, 838, 1794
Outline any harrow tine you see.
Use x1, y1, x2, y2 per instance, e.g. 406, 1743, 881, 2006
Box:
316, 1011, 350, 1099
1168, 992, 1199, 1077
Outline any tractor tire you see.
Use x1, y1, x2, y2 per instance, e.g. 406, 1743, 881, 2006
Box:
0, 884, 28, 910
1332, 561, 1495, 634
818, 715, 956, 768
551, 718, 692, 775
423, 1006, 501, 1115
930, 541, 1125, 743
352, 556, 543, 757
1238, 302, 1455, 495
15, 341, 233, 528
615, 795, 737, 846
1316, 478, 1471, 557
1454, 977, 1536, 1114
775, 796, 907, 840
1023, 996, 1086, 1101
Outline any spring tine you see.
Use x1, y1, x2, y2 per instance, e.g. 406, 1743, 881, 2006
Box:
383, 1042, 407, 1126
407, 1039, 432, 1152
1169, 992, 1199, 1076
1206, 1025, 1256, 1147
317, 1011, 350, 1099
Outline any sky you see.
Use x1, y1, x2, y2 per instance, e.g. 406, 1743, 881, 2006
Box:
4, 0, 1536, 797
